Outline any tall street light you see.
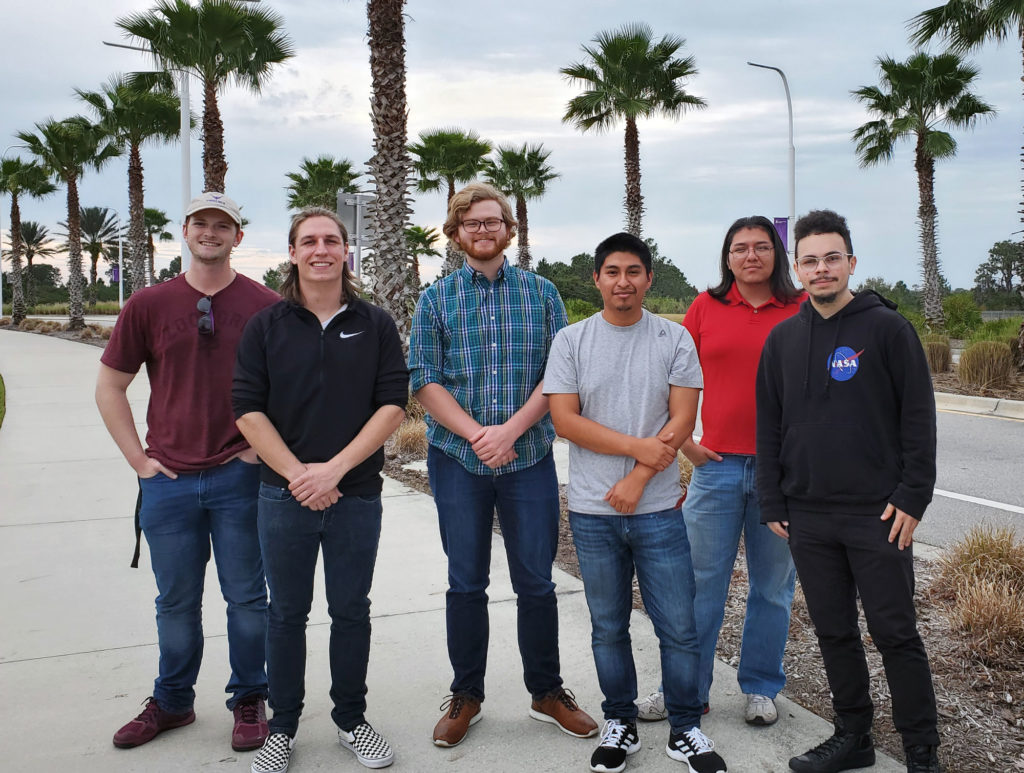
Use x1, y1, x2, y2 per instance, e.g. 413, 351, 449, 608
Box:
748, 61, 795, 253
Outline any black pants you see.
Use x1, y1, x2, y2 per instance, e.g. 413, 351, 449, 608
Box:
788, 510, 939, 747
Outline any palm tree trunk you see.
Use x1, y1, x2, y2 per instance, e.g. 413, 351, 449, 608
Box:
203, 78, 227, 193
623, 117, 644, 237
441, 175, 461, 276
25, 255, 36, 309
127, 143, 149, 294
516, 195, 531, 271
1018, 26, 1024, 366
65, 176, 86, 330
915, 137, 944, 330
8, 195, 27, 324
365, 0, 415, 344
88, 252, 99, 308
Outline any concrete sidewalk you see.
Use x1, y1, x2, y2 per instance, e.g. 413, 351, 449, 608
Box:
0, 330, 902, 773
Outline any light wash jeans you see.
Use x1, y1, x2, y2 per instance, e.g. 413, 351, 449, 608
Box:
682, 455, 795, 702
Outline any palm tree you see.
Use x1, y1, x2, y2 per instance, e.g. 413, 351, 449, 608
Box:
16, 221, 60, 308
17, 117, 120, 329
852, 52, 994, 329
484, 144, 558, 271
77, 76, 180, 295
117, 0, 294, 193
404, 225, 442, 287
561, 23, 707, 236
365, 0, 416, 340
285, 155, 362, 211
0, 159, 56, 323
145, 207, 174, 286
908, 0, 1024, 345
61, 207, 120, 308
408, 128, 492, 275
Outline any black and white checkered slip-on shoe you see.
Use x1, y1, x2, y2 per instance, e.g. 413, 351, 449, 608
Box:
339, 722, 395, 769
251, 732, 295, 773
666, 726, 727, 773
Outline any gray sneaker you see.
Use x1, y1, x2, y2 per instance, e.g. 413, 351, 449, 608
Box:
635, 691, 668, 721
744, 694, 778, 726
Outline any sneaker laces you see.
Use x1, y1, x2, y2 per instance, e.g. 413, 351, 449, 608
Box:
133, 697, 162, 724
805, 732, 848, 761
598, 719, 630, 747
681, 726, 715, 754
439, 694, 472, 719
236, 697, 262, 723
549, 687, 581, 711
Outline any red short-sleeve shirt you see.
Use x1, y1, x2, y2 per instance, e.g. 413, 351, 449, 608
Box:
101, 273, 279, 472
683, 283, 805, 455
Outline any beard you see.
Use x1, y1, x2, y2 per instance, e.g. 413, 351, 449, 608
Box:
458, 234, 509, 262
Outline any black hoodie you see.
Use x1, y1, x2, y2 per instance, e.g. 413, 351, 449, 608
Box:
755, 290, 936, 522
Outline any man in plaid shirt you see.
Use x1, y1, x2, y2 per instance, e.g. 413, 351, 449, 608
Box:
409, 183, 598, 751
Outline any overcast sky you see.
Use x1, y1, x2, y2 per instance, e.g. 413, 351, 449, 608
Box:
2, 0, 1020, 293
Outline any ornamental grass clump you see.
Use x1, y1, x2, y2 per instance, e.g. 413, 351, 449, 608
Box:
389, 418, 428, 458
922, 337, 951, 373
935, 526, 1024, 667
957, 340, 1014, 389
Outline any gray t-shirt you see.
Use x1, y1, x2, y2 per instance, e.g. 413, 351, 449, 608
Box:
544, 309, 702, 515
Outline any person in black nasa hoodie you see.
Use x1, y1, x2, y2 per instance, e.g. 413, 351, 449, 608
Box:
755, 210, 940, 773
233, 207, 408, 773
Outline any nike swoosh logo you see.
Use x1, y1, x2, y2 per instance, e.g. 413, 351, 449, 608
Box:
339, 331, 364, 339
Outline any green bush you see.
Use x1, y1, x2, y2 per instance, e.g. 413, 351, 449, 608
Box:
957, 340, 1014, 389
564, 298, 598, 324
942, 292, 983, 339
643, 295, 688, 314
902, 309, 928, 336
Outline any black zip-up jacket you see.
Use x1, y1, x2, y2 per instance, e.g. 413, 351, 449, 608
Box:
755, 290, 936, 522
232, 298, 409, 495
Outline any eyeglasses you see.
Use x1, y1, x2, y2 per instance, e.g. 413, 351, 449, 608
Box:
796, 252, 852, 271
460, 218, 504, 233
197, 296, 214, 336
729, 244, 774, 258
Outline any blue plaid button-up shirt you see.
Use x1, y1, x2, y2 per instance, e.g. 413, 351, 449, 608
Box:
408, 258, 568, 476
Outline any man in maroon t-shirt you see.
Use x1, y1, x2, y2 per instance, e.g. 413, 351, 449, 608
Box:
96, 192, 279, 754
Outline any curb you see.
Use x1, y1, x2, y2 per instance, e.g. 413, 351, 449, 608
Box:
935, 391, 1024, 420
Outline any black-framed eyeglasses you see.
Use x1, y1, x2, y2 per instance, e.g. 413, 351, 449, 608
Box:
460, 218, 505, 233
796, 252, 852, 271
197, 296, 214, 336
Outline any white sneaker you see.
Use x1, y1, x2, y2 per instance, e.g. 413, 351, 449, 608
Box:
744, 693, 778, 726
635, 691, 668, 722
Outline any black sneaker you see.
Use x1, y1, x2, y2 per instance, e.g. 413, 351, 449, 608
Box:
590, 719, 640, 773
905, 744, 941, 773
666, 726, 727, 772
789, 720, 874, 773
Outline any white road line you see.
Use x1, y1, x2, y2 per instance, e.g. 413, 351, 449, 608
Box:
934, 488, 1024, 515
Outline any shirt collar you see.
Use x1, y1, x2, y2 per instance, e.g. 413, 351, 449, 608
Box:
459, 256, 510, 284
726, 281, 785, 309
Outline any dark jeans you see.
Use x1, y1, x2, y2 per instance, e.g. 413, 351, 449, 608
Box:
570, 508, 703, 733
138, 458, 267, 713
258, 483, 383, 736
788, 510, 939, 747
427, 446, 562, 701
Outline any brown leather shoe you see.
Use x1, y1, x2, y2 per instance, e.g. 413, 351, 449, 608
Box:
432, 693, 482, 747
529, 687, 598, 738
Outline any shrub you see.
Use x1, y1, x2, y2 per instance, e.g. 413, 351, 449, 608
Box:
935, 524, 1024, 597
902, 309, 928, 336
969, 317, 1022, 366
565, 298, 598, 324
923, 340, 951, 373
957, 340, 1014, 388
390, 418, 428, 458
644, 295, 687, 314
405, 394, 425, 421
942, 291, 983, 339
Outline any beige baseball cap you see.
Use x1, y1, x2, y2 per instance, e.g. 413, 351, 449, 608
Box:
185, 191, 243, 226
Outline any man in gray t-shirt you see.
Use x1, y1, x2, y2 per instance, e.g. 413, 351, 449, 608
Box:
545, 233, 726, 773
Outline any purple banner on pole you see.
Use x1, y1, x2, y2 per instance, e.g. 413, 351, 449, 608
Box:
111, 265, 120, 283
773, 217, 788, 253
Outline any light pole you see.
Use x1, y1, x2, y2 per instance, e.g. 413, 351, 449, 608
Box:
748, 61, 795, 253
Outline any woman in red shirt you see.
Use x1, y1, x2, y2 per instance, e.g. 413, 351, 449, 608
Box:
637, 216, 805, 727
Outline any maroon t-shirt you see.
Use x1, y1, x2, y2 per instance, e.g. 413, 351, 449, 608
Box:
102, 273, 279, 472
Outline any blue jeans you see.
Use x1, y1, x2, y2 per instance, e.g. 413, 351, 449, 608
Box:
257, 485, 383, 736
682, 455, 795, 702
570, 508, 703, 733
138, 458, 267, 713
427, 446, 562, 701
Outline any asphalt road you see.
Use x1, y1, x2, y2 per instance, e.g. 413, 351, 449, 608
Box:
915, 408, 1024, 548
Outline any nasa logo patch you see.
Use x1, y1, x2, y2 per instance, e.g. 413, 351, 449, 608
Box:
828, 346, 863, 382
